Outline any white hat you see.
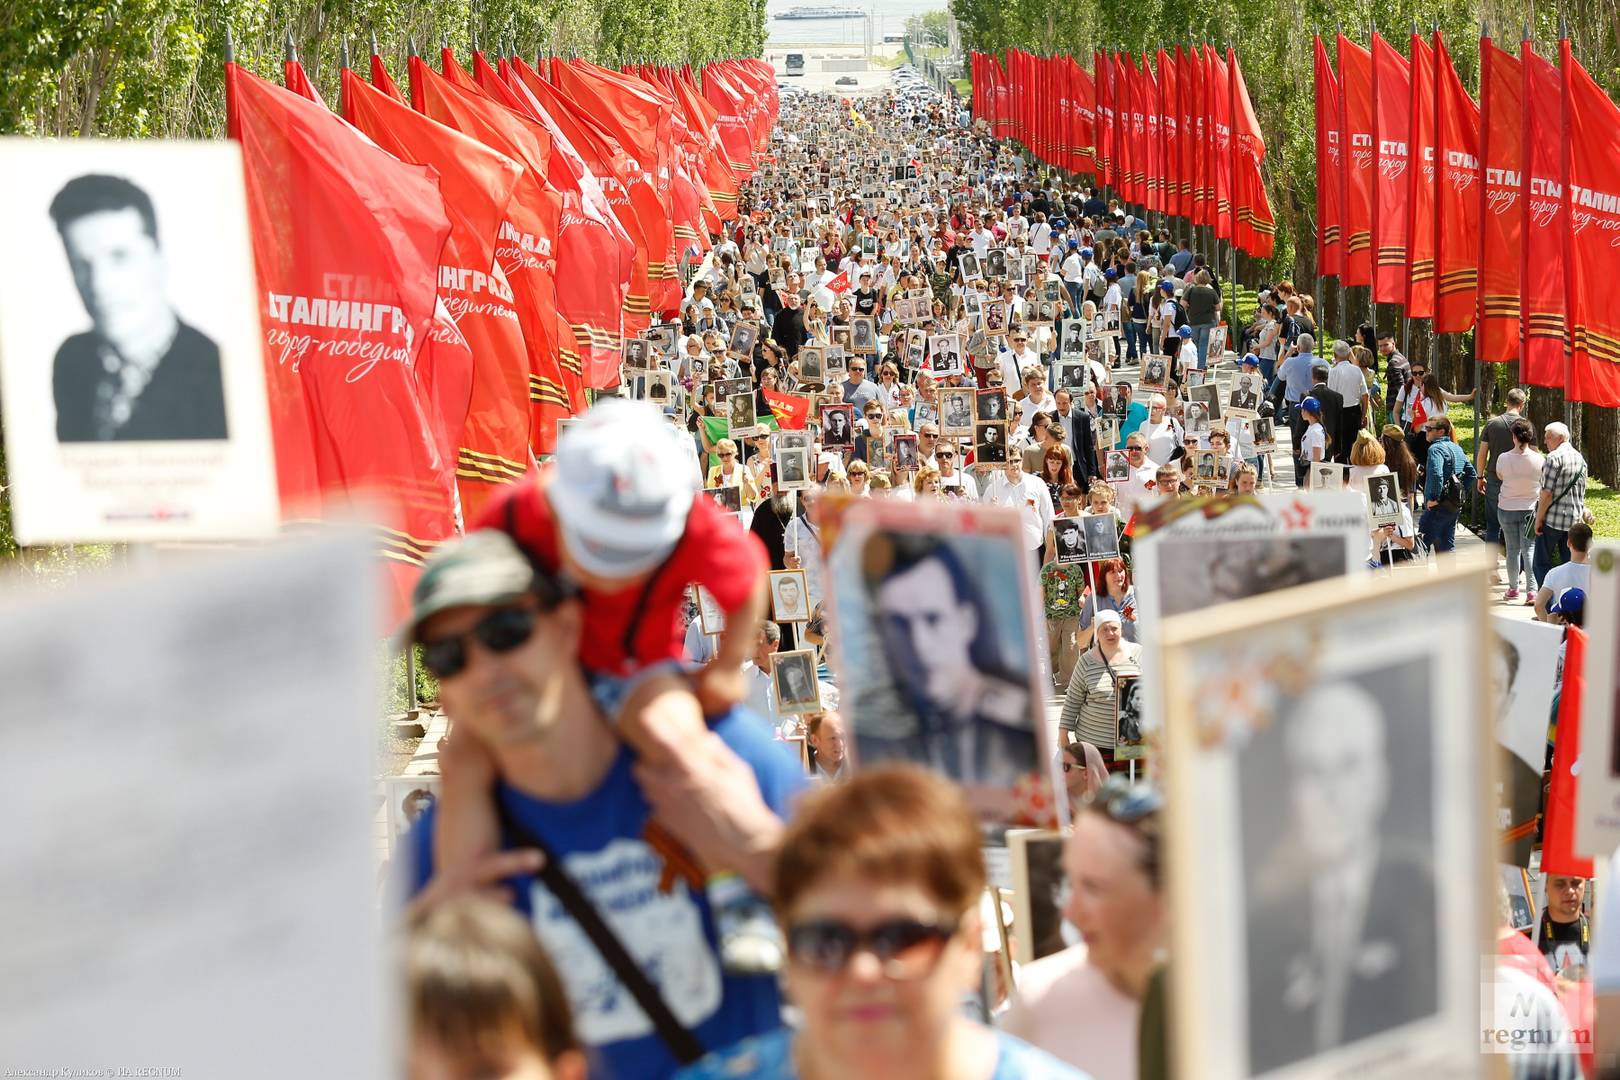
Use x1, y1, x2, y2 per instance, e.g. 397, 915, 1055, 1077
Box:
1094, 609, 1123, 628
548, 399, 698, 580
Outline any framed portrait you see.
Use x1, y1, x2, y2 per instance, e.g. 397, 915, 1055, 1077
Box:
385, 775, 441, 854
716, 376, 752, 402
850, 315, 878, 355
819, 403, 855, 450
1052, 516, 1087, 565
830, 324, 853, 353
769, 569, 812, 623
928, 332, 964, 376
986, 248, 1008, 279
1227, 372, 1263, 419
729, 321, 759, 358
1007, 829, 1074, 965
1194, 449, 1222, 484
822, 498, 1059, 826
964, 289, 984, 320
1059, 317, 1089, 359
824, 347, 849, 381
939, 388, 976, 438
892, 432, 920, 473
914, 400, 939, 430
1207, 325, 1228, 362
975, 388, 1008, 423
1081, 513, 1121, 562
1500, 864, 1535, 933
727, 391, 759, 437
1112, 674, 1145, 759
771, 649, 822, 716
798, 345, 826, 384
974, 421, 1008, 463
774, 430, 812, 455
704, 485, 742, 513
1252, 415, 1277, 452
1184, 400, 1212, 438
1183, 366, 1209, 389
1309, 461, 1349, 492
621, 337, 649, 370
695, 584, 727, 635
1187, 382, 1223, 424
905, 331, 928, 370
865, 438, 890, 472
1366, 475, 1403, 529
959, 252, 983, 282
777, 445, 813, 490
1157, 564, 1488, 1080
983, 299, 1008, 336
0, 140, 279, 544
1140, 354, 1171, 394
1104, 449, 1132, 483
1095, 417, 1121, 455
634, 370, 675, 407
646, 321, 679, 357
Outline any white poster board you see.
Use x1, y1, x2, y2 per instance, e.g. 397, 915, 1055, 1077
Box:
1579, 542, 1620, 857
0, 532, 383, 1077
0, 138, 278, 544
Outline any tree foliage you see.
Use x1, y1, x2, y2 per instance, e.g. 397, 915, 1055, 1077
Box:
0, 0, 768, 140
906, 11, 951, 49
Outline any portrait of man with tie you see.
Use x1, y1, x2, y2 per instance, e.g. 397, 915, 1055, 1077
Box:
1242, 675, 1439, 1075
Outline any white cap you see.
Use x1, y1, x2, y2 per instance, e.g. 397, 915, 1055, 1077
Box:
1094, 609, 1123, 628
548, 399, 698, 580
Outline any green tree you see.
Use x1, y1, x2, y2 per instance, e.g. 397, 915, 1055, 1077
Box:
906, 11, 951, 49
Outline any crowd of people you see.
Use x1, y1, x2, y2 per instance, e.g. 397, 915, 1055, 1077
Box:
394, 70, 1599, 1080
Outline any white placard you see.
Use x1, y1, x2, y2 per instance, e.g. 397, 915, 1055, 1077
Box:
1579, 542, 1620, 856
0, 532, 383, 1076
0, 138, 278, 544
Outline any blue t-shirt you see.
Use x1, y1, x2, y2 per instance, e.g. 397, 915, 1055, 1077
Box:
1277, 351, 1316, 404
674, 1026, 1094, 1080
1116, 401, 1150, 448
407, 707, 807, 1080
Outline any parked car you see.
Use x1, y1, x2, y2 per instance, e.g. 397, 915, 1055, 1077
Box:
835, 75, 857, 86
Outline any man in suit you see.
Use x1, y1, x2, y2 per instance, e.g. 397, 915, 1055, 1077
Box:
1244, 682, 1438, 1074
1289, 360, 1344, 486
49, 173, 227, 443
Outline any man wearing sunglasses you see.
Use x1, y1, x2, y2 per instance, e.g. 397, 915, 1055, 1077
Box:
1112, 435, 1161, 518
403, 529, 806, 1080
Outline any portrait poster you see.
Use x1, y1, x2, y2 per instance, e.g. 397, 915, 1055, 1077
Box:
1157, 564, 1490, 1080
1227, 371, 1263, 419
621, 337, 649, 370
1052, 516, 1087, 565
1113, 675, 1145, 760
975, 388, 1008, 423
1080, 513, 1121, 562
823, 498, 1060, 827
776, 446, 812, 491
1309, 462, 1349, 491
1577, 542, 1620, 856
1104, 449, 1131, 483
1130, 491, 1368, 630
704, 485, 742, 514
892, 432, 920, 474
695, 584, 726, 635
1139, 354, 1170, 395
928, 333, 963, 377
939, 388, 976, 438
975, 421, 1008, 464
0, 531, 382, 1076
645, 322, 678, 356
850, 315, 877, 355
1187, 382, 1223, 423
771, 649, 822, 716
1500, 864, 1535, 933
385, 775, 441, 854
1252, 415, 1278, 452
770, 568, 812, 623
819, 403, 855, 450
727, 391, 759, 438
1007, 829, 1074, 965
1207, 325, 1229, 361
1059, 317, 1088, 359
1366, 475, 1403, 529
0, 138, 278, 544
798, 345, 827, 384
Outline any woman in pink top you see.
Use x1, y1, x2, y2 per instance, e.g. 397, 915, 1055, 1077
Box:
1495, 418, 1545, 601
1003, 780, 1166, 1080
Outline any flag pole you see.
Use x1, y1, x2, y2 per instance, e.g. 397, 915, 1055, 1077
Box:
1465, 19, 1482, 521
1559, 15, 1574, 435
1400, 20, 1414, 374
1367, 18, 1378, 349
1228, 33, 1239, 351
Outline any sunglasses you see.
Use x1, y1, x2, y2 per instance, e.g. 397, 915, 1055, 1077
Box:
786, 917, 959, 978
1127, 446, 1146, 454
421, 606, 539, 680
936, 450, 956, 459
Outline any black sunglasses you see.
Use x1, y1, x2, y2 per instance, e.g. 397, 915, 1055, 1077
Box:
421, 606, 539, 680
786, 917, 959, 978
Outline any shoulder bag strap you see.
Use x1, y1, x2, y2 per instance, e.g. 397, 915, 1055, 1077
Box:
495, 800, 708, 1065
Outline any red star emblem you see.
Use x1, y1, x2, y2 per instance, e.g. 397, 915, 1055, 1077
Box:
1280, 498, 1315, 530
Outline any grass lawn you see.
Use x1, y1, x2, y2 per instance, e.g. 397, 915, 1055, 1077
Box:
1446, 402, 1619, 539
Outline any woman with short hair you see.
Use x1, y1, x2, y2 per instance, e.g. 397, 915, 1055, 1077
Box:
1496, 418, 1545, 602
677, 768, 1087, 1080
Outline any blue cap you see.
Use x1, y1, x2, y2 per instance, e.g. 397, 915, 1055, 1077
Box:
1177, 324, 1193, 337
1301, 396, 1322, 413
1068, 239, 1079, 248
1105, 268, 1118, 279
1240, 353, 1260, 367
1081, 247, 1093, 256
1158, 280, 1174, 293
1051, 227, 1061, 237
1550, 587, 1586, 616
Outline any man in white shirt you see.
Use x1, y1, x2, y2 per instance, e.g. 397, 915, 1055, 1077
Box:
1326, 339, 1371, 445
1113, 433, 1161, 517
1081, 250, 1104, 300
934, 441, 978, 499
1175, 324, 1198, 377
1139, 393, 1183, 464
742, 621, 783, 728
998, 329, 1043, 393
1536, 522, 1593, 621
981, 456, 1055, 560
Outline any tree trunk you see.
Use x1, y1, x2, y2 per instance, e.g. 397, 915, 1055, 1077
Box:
1583, 401, 1618, 487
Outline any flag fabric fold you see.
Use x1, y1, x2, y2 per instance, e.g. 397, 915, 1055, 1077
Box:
1433, 32, 1481, 333
1477, 38, 1522, 362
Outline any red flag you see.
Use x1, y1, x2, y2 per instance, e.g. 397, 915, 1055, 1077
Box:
1142, 54, 1162, 210
1520, 43, 1566, 388
1118, 54, 1139, 201
1230, 48, 1275, 258
1178, 46, 1195, 216
1187, 47, 1213, 225
1561, 41, 1620, 406
1338, 33, 1375, 286
1542, 627, 1596, 878
824, 269, 851, 296
1314, 36, 1345, 276
1433, 32, 1481, 333
701, 63, 755, 183
226, 62, 455, 607
763, 389, 811, 430
1072, 59, 1096, 177
1370, 33, 1411, 305
409, 54, 578, 454
1477, 38, 1522, 362
1160, 49, 1181, 216
342, 67, 534, 523
1206, 45, 1233, 239
1405, 33, 1437, 318
1095, 49, 1113, 185
283, 57, 327, 106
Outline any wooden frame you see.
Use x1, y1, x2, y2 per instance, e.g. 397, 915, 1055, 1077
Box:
770, 649, 822, 716
1007, 829, 1070, 966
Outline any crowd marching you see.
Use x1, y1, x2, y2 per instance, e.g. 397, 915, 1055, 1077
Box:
376, 58, 1620, 1080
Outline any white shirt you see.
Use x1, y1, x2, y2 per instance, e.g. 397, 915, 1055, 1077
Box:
1141, 415, 1182, 464
937, 467, 979, 499
1300, 422, 1327, 462
1541, 560, 1590, 602
1327, 359, 1369, 405
1178, 338, 1199, 371
1000, 346, 1042, 392
1103, 282, 1122, 313
1113, 461, 1160, 517
981, 469, 1054, 550
742, 660, 778, 725
1016, 391, 1058, 434
1061, 252, 1084, 283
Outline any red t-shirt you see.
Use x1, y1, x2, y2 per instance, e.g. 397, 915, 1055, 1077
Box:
475, 478, 766, 675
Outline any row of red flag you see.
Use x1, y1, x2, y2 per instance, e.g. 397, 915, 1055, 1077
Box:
1315, 30, 1620, 406
224, 48, 777, 609
969, 47, 1276, 258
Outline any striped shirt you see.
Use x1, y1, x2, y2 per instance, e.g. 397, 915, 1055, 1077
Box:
1059, 642, 1144, 749
1540, 443, 1588, 532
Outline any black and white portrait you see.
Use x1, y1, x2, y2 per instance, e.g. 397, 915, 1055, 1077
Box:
730, 322, 759, 357
850, 315, 877, 354
772, 649, 822, 715
705, 485, 742, 513
986, 247, 1008, 279
646, 322, 678, 356
1241, 666, 1438, 1075
1105, 450, 1131, 482
1184, 401, 1209, 437
1367, 475, 1402, 527
976, 389, 1007, 422
823, 347, 848, 381
798, 345, 826, 383
1188, 382, 1222, 424
941, 389, 976, 437
770, 569, 811, 623
1312, 462, 1347, 491
1009, 830, 1074, 964
777, 447, 810, 489
893, 433, 919, 473
1053, 516, 1087, 564
1081, 513, 1120, 561
929, 333, 963, 376
1228, 374, 1261, 417
820, 404, 855, 449
1252, 415, 1276, 450
1492, 619, 1562, 865
830, 325, 853, 353
621, 338, 649, 370
728, 391, 757, 434
1141, 356, 1168, 391
984, 300, 1007, 334
1194, 449, 1221, 483
1152, 533, 1352, 620
1114, 675, 1144, 758
975, 421, 1007, 463
959, 252, 983, 282
1060, 318, 1088, 358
